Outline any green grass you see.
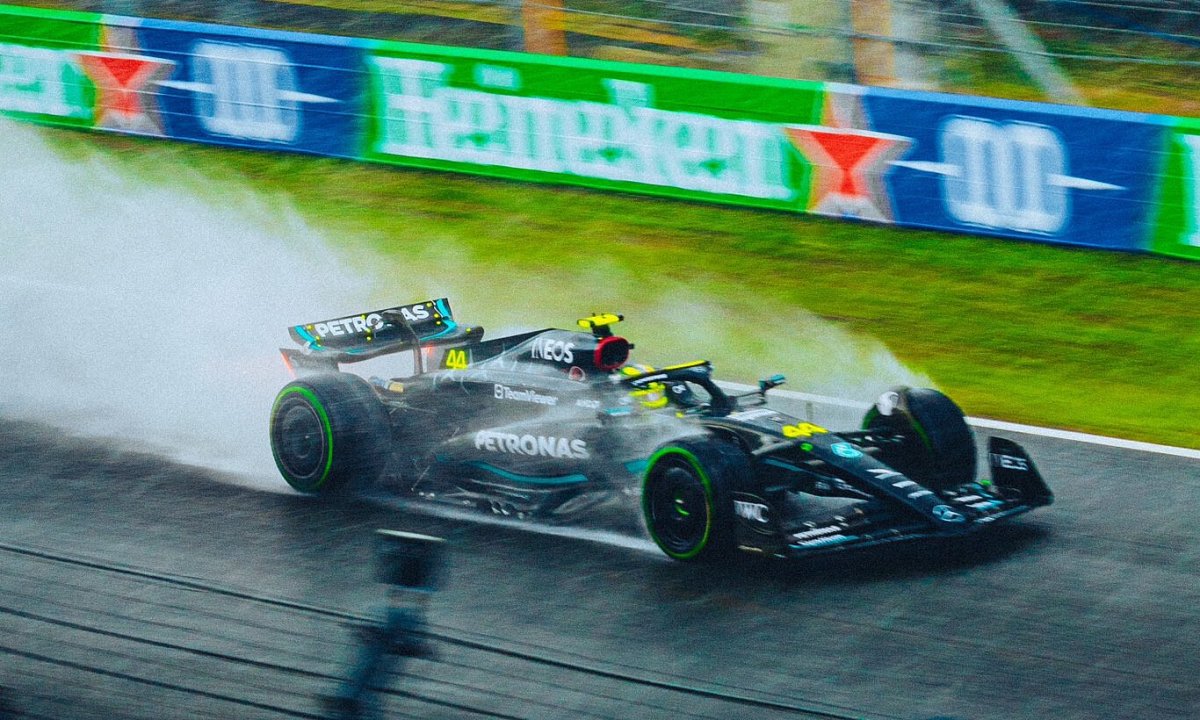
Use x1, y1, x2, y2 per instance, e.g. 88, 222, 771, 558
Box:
46, 130, 1200, 449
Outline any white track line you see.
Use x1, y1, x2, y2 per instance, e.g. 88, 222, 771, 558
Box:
719, 382, 1200, 460
963, 417, 1200, 459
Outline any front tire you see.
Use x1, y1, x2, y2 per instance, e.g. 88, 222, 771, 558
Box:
863, 387, 976, 491
269, 373, 390, 495
641, 438, 748, 562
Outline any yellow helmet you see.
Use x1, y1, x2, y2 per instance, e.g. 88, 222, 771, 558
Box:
621, 364, 669, 410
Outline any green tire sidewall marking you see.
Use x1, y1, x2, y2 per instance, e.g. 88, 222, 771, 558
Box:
271, 385, 334, 490
909, 418, 934, 455
863, 404, 934, 454
642, 446, 714, 560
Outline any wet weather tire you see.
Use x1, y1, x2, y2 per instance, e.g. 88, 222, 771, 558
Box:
269, 374, 390, 495
642, 438, 748, 562
863, 387, 976, 491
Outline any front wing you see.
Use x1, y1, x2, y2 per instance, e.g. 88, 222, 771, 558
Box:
733, 437, 1053, 559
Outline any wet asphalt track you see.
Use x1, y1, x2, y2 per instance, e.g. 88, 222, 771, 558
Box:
1, 417, 1197, 720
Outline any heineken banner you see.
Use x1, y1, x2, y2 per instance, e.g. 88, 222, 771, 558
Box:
0, 6, 362, 155
0, 7, 99, 127
1148, 117, 1200, 261
1, 4, 1197, 259
360, 49, 823, 210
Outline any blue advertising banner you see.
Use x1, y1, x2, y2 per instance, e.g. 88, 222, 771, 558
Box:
863, 88, 1166, 250
94, 17, 364, 155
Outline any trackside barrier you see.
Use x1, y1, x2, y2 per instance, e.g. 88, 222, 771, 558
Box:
324, 530, 447, 720
721, 382, 1200, 459
1, 3, 1197, 259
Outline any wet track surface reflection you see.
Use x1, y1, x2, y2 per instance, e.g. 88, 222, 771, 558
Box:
2, 418, 1198, 720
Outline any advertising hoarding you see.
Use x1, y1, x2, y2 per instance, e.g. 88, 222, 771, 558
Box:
2, 3, 1195, 260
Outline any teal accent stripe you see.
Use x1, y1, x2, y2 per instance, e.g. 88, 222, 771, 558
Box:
425, 324, 456, 340
425, 298, 459, 339
624, 459, 649, 474
764, 458, 804, 473
467, 462, 588, 485
294, 325, 321, 346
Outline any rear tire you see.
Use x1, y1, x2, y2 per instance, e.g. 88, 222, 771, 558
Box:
270, 374, 390, 495
642, 438, 748, 562
863, 387, 976, 491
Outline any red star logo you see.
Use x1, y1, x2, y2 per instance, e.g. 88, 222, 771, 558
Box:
78, 27, 175, 135
784, 91, 912, 221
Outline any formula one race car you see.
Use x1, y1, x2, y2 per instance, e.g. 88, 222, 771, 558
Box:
270, 299, 1053, 561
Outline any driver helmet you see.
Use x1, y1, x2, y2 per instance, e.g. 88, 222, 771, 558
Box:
664, 379, 698, 407
621, 364, 669, 410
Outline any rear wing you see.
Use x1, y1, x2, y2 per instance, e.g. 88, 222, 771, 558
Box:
281, 298, 483, 374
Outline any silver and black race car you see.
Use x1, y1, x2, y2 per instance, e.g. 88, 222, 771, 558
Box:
269, 298, 1053, 561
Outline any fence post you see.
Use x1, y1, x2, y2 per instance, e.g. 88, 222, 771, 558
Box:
323, 530, 447, 720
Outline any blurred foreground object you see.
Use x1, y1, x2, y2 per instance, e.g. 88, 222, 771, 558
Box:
0, 686, 16, 720
324, 530, 447, 720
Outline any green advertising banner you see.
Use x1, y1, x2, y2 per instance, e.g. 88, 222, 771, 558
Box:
1149, 117, 1200, 260
359, 42, 828, 211
0, 5, 99, 126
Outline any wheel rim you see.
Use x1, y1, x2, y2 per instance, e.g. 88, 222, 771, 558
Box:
273, 401, 328, 483
646, 463, 711, 556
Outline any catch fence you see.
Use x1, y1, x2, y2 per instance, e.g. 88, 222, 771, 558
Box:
10, 0, 1199, 113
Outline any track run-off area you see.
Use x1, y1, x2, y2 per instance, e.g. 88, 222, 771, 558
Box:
1, 413, 1197, 720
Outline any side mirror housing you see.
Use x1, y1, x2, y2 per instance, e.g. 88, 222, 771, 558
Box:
759, 374, 786, 394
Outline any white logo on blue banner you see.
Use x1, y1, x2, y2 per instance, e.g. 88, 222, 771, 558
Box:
159, 41, 336, 143
894, 116, 1123, 235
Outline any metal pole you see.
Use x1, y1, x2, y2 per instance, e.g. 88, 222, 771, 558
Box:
323, 530, 447, 720
850, 0, 896, 87
966, 0, 1085, 103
